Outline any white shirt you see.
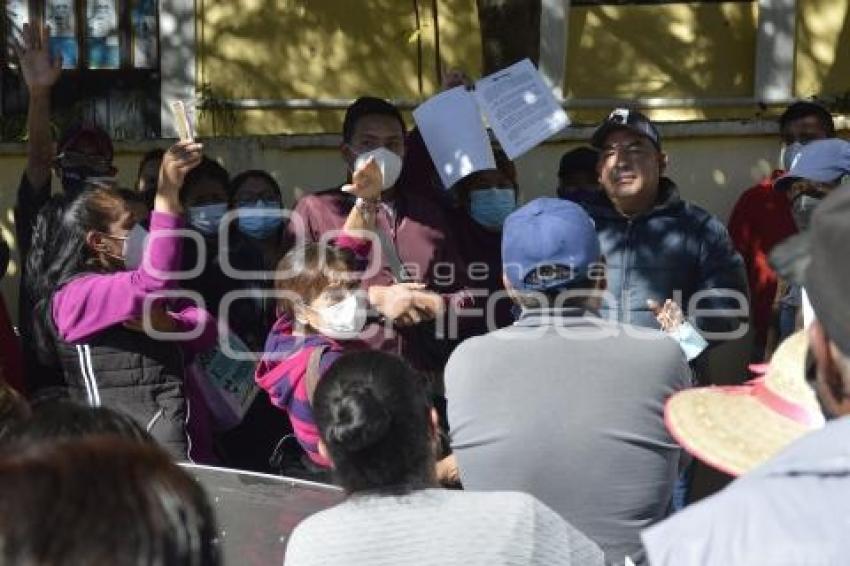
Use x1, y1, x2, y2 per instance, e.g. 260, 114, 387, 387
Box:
642, 416, 850, 566
284, 488, 604, 566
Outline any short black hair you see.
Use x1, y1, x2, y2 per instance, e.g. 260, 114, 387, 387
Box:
779, 101, 835, 136
137, 148, 165, 177
558, 146, 598, 178
181, 156, 230, 204
0, 399, 154, 450
342, 97, 406, 143
0, 382, 29, 443
512, 277, 600, 310
313, 351, 434, 494
230, 169, 282, 203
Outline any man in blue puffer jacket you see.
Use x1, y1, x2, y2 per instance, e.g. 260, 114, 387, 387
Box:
576, 108, 749, 364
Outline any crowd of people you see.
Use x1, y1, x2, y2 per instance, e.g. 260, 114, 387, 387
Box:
0, 21, 849, 566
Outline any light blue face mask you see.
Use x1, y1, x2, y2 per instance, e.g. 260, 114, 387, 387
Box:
237, 200, 284, 240
188, 203, 228, 237
668, 321, 709, 361
469, 187, 516, 229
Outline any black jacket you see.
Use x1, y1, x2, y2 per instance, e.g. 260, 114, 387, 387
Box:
574, 179, 749, 338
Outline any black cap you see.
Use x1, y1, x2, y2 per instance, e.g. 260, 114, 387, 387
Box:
558, 146, 598, 178
591, 108, 661, 150
770, 184, 850, 354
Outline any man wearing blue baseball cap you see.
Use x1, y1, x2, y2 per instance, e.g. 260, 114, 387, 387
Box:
765, 138, 850, 351
445, 198, 692, 566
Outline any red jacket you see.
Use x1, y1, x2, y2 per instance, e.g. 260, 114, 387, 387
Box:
727, 171, 797, 359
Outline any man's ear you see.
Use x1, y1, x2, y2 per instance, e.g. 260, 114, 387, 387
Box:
809, 321, 847, 409
429, 408, 440, 440
659, 152, 669, 175
592, 256, 608, 292
317, 440, 334, 468
501, 273, 513, 293
340, 143, 356, 170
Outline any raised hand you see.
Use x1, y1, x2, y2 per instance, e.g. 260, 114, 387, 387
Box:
157, 141, 204, 214
441, 67, 472, 91
14, 23, 62, 95
368, 283, 444, 327
342, 156, 383, 201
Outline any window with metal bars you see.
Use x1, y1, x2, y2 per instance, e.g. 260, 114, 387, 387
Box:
1, 0, 161, 141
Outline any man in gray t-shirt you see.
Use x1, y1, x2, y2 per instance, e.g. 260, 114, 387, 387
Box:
446, 198, 692, 566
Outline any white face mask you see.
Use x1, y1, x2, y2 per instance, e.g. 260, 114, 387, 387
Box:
780, 141, 805, 171
310, 292, 368, 339
354, 147, 403, 190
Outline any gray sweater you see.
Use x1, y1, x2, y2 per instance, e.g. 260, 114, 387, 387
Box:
283, 488, 604, 566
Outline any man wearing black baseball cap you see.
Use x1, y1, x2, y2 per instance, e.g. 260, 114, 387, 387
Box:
642, 185, 850, 566
577, 108, 747, 365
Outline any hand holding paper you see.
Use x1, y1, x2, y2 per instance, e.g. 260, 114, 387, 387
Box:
170, 100, 195, 142
414, 59, 570, 191
413, 86, 497, 189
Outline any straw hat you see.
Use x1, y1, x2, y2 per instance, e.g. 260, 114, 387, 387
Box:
664, 331, 825, 477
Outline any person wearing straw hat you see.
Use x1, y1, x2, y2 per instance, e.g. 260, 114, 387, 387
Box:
662, 330, 824, 478
446, 198, 692, 566
642, 185, 850, 566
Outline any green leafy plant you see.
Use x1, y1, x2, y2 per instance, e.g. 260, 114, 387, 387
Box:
197, 82, 237, 137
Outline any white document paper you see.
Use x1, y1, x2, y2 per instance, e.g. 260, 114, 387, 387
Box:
413, 86, 496, 189
474, 59, 570, 160
413, 59, 569, 189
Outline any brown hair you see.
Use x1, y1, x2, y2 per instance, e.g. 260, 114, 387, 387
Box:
79, 186, 133, 272
0, 437, 220, 565
274, 243, 360, 322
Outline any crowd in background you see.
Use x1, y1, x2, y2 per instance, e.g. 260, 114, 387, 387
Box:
1, 21, 850, 566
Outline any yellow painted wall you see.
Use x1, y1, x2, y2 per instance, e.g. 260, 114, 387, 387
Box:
796, 0, 850, 98
196, 1, 850, 133
565, 3, 757, 98
196, 0, 481, 135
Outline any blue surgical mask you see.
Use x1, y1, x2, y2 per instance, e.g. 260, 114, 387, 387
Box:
188, 203, 228, 237
237, 200, 284, 240
469, 187, 516, 229
667, 321, 709, 362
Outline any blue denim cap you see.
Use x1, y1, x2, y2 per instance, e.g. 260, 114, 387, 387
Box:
775, 138, 850, 191
502, 198, 601, 291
